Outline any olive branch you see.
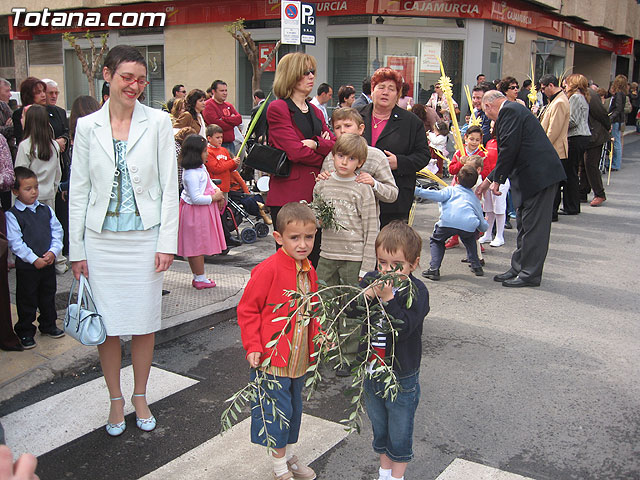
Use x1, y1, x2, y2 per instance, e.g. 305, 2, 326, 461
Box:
220, 269, 416, 447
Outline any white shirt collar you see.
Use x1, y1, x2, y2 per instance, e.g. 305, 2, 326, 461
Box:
13, 199, 40, 211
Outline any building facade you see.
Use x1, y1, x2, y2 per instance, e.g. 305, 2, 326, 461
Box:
2, 0, 639, 115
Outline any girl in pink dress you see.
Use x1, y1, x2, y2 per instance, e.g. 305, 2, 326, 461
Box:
178, 134, 226, 289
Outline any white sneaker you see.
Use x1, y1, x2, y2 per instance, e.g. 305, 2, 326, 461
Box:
489, 238, 504, 247
478, 234, 492, 244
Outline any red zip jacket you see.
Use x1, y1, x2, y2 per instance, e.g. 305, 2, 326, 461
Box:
205, 144, 236, 192
237, 248, 321, 368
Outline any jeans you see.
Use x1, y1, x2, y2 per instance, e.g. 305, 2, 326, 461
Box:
611, 122, 622, 170
364, 370, 420, 463
430, 225, 481, 269
250, 370, 304, 448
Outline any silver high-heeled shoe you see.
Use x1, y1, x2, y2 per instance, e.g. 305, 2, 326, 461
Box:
105, 397, 126, 437
132, 393, 156, 432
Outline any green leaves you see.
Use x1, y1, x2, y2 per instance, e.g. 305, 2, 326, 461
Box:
237, 91, 272, 157
224, 272, 410, 444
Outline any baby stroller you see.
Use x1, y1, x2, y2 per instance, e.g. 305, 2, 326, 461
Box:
222, 191, 270, 244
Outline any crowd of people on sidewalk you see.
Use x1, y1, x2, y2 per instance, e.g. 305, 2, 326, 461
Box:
0, 44, 635, 480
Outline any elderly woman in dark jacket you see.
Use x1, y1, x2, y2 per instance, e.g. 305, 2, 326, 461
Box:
608, 75, 627, 171
358, 68, 429, 227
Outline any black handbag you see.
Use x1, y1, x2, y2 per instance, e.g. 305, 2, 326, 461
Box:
244, 142, 291, 177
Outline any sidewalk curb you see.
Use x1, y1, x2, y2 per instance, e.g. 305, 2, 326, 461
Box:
0, 281, 247, 404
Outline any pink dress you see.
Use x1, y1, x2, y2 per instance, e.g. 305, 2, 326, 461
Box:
178, 168, 227, 257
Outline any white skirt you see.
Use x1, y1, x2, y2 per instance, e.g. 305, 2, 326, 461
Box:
84, 227, 163, 336
483, 179, 510, 214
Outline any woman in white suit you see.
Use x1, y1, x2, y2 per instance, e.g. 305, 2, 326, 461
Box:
69, 45, 178, 436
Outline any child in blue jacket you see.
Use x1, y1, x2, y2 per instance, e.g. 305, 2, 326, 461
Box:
415, 164, 488, 280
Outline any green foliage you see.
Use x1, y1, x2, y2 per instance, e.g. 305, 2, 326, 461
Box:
220, 268, 417, 448
310, 193, 346, 232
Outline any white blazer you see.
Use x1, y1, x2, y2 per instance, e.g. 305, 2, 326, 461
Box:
68, 100, 179, 261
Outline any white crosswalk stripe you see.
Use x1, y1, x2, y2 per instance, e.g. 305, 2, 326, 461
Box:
0, 365, 198, 457
139, 413, 349, 479
436, 458, 536, 480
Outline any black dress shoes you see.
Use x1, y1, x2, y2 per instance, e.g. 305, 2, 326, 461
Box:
493, 270, 517, 282
40, 327, 65, 338
502, 277, 540, 288
0, 343, 24, 352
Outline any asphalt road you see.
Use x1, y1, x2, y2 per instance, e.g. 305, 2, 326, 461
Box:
3, 136, 639, 479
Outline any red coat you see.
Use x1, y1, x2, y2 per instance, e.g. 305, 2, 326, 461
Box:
265, 98, 335, 206
237, 248, 321, 368
449, 148, 487, 176
202, 99, 242, 144
482, 139, 498, 179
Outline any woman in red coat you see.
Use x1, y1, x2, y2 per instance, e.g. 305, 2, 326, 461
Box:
266, 52, 335, 266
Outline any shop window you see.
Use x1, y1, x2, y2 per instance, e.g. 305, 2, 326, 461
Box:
63, 44, 164, 110
29, 35, 63, 65
533, 39, 565, 80
0, 35, 14, 68
236, 43, 298, 115
328, 37, 369, 107
328, 37, 463, 111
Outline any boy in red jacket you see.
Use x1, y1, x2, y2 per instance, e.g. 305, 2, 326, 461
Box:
205, 124, 241, 201
237, 201, 320, 480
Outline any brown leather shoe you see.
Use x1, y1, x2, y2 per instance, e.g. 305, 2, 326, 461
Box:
590, 196, 605, 207
286, 456, 317, 479
273, 471, 294, 480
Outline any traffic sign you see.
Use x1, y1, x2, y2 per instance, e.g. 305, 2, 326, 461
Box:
281, 0, 300, 45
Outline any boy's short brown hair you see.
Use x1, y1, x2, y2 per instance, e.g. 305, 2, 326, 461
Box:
331, 107, 364, 127
375, 221, 422, 265
461, 154, 484, 169
332, 133, 368, 166
465, 125, 483, 137
275, 201, 317, 233
206, 124, 223, 137
457, 164, 479, 189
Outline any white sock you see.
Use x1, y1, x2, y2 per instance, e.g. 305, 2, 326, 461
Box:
391, 476, 404, 480
476, 239, 483, 260
484, 212, 495, 240
379, 467, 392, 479
272, 456, 288, 477
495, 213, 506, 242
194, 274, 210, 283
286, 444, 295, 462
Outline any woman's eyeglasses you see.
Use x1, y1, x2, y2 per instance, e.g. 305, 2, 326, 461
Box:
115, 72, 150, 87
303, 69, 316, 76
508, 85, 519, 90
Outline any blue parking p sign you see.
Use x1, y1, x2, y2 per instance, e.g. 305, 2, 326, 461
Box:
301, 3, 316, 45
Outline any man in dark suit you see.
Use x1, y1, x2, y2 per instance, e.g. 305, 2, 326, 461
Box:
352, 77, 372, 110
477, 91, 566, 287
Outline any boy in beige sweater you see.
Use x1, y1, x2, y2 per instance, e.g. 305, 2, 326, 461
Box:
313, 133, 379, 376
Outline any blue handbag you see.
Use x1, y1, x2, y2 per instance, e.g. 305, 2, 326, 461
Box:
63, 275, 106, 346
